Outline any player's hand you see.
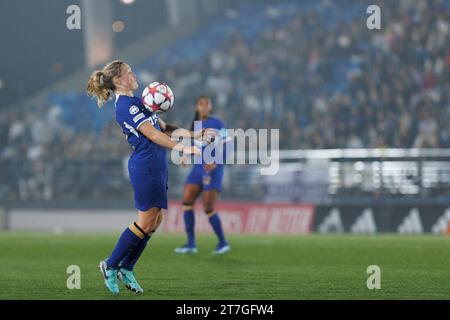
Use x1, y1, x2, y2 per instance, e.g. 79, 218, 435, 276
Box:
204, 163, 217, 172
180, 154, 187, 167
193, 128, 205, 140
193, 128, 216, 144
183, 146, 201, 156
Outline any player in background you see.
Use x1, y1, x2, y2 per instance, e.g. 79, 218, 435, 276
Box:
86, 60, 203, 294
175, 96, 231, 255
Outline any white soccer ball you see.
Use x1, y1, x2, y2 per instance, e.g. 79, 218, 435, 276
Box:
141, 82, 174, 113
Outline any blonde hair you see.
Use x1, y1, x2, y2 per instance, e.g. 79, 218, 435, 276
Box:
86, 60, 124, 107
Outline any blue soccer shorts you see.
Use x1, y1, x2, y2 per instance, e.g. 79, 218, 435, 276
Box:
128, 168, 168, 212
185, 165, 223, 192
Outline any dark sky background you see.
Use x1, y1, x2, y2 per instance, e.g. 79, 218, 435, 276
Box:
112, 0, 167, 49
0, 0, 84, 108
0, 0, 168, 109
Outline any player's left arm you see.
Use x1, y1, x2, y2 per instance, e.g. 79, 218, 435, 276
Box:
158, 118, 211, 141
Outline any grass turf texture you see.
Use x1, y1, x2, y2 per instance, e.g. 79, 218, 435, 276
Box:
0, 232, 449, 299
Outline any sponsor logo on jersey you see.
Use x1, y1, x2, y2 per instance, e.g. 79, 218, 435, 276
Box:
129, 105, 139, 115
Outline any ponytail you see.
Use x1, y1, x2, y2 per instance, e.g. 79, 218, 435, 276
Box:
86, 60, 124, 107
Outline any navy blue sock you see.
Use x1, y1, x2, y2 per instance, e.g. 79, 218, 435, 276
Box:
120, 234, 151, 271
106, 223, 146, 269
208, 212, 226, 245
184, 208, 196, 247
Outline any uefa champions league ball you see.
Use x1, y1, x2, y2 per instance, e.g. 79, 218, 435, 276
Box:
142, 82, 174, 113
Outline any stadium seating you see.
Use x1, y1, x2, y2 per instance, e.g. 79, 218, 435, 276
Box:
1, 0, 449, 202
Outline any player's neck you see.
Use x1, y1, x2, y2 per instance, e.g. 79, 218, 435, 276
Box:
115, 90, 133, 97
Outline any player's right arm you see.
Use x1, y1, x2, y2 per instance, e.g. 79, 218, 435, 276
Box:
138, 121, 199, 155
117, 102, 199, 155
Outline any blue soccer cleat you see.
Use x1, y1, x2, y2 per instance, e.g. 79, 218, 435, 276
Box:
99, 260, 119, 294
117, 268, 144, 294
212, 243, 231, 255
174, 245, 198, 254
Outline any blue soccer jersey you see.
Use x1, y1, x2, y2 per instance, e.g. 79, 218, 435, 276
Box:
187, 116, 227, 191
115, 95, 168, 211
115, 95, 167, 172
192, 116, 227, 166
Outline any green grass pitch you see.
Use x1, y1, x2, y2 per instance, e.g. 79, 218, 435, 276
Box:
0, 232, 450, 300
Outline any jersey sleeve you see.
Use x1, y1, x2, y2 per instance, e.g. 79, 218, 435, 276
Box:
117, 103, 151, 131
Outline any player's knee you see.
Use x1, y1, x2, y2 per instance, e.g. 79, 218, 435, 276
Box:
182, 193, 196, 204
139, 221, 154, 234
153, 210, 164, 230
143, 212, 164, 236
204, 208, 216, 216
203, 201, 215, 215
183, 202, 194, 211
137, 209, 161, 234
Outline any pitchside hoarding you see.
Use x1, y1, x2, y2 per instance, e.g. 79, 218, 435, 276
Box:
163, 202, 315, 234
6, 202, 450, 234
163, 202, 450, 235
313, 205, 450, 234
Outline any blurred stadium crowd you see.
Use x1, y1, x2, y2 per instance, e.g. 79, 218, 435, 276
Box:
162, 0, 450, 150
0, 0, 449, 201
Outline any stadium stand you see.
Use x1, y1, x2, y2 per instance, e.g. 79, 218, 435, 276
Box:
1, 0, 449, 202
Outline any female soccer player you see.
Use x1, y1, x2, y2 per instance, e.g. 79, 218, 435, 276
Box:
175, 96, 231, 255
86, 60, 201, 294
